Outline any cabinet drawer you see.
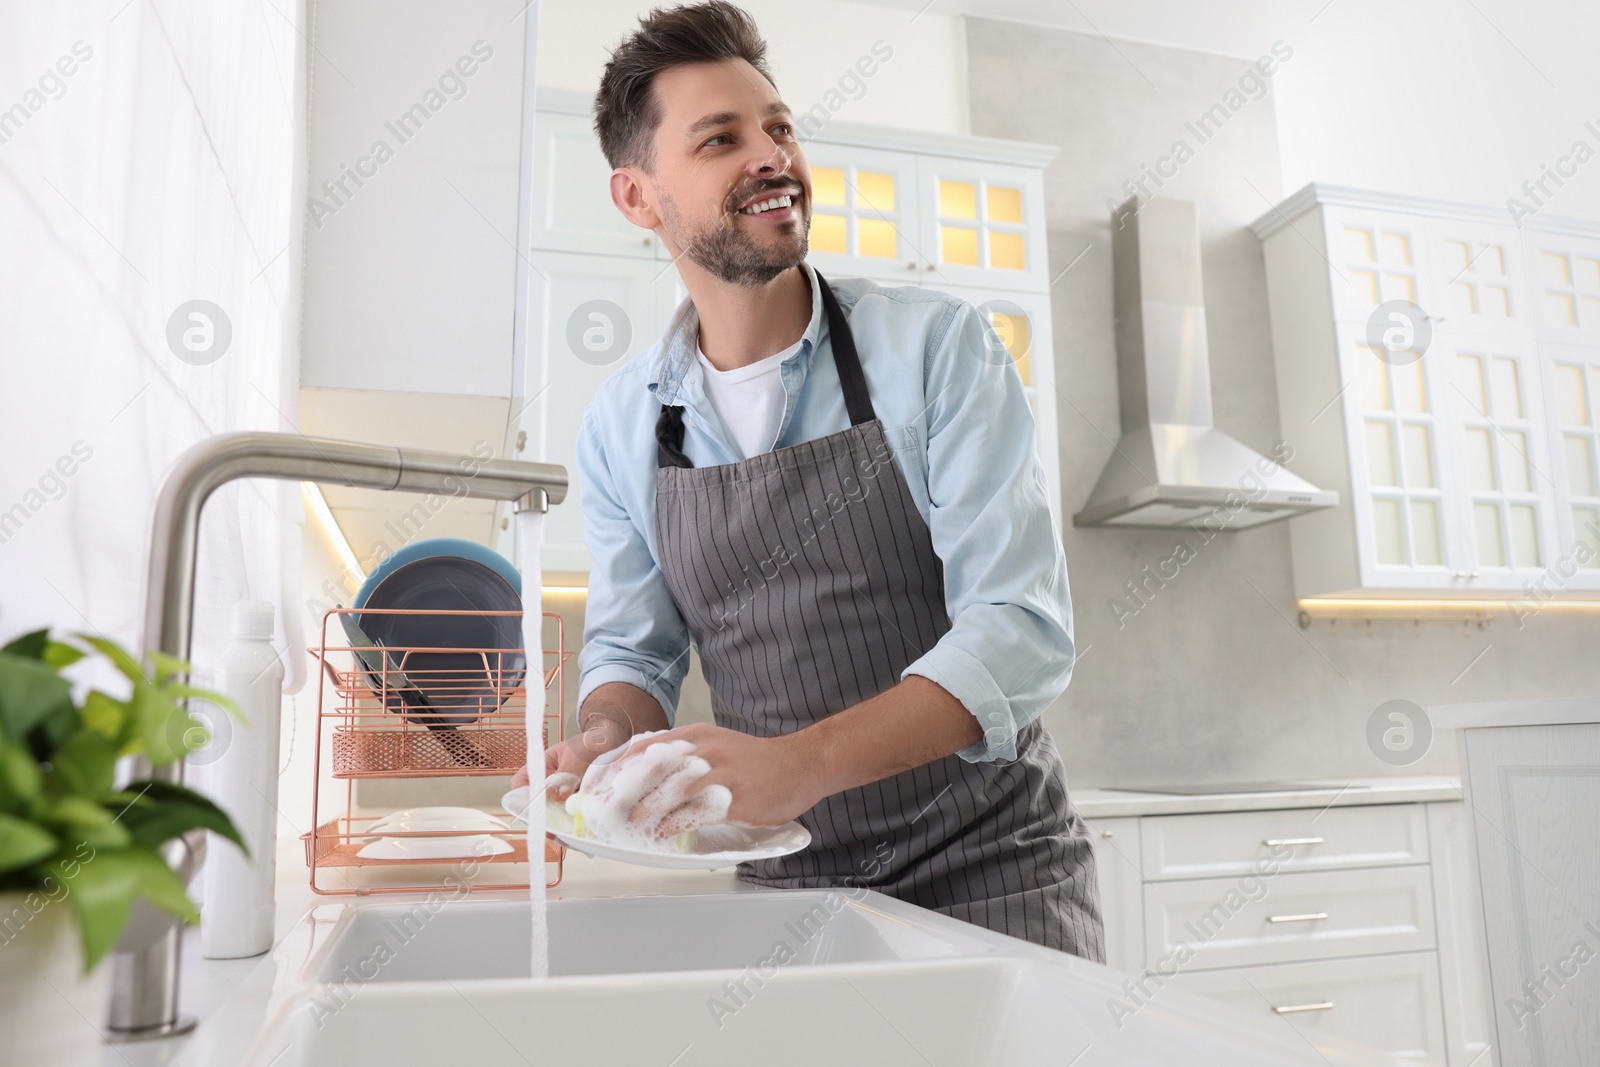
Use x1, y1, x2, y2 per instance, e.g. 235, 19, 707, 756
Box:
1163, 951, 1448, 1064
1141, 803, 1430, 881
1144, 865, 1436, 971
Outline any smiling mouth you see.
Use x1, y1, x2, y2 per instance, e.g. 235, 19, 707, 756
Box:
735, 192, 799, 220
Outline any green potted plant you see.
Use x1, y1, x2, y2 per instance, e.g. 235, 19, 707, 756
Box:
0, 629, 245, 1064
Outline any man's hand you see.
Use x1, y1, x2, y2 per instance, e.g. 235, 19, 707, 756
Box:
509, 722, 630, 802
625, 722, 823, 830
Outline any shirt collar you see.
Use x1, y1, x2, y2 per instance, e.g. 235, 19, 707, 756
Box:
649, 259, 824, 406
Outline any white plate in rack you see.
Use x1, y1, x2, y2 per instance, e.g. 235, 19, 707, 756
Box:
500, 787, 810, 871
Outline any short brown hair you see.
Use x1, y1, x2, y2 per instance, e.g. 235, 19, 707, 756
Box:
593, 2, 777, 174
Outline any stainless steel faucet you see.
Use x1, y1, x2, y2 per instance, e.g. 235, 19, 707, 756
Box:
107, 431, 566, 1041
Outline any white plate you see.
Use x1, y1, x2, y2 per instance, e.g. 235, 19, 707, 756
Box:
500, 786, 811, 872
369, 806, 499, 830
367, 814, 510, 834
356, 834, 513, 861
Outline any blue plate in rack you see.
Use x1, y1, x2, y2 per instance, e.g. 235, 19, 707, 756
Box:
353, 538, 527, 720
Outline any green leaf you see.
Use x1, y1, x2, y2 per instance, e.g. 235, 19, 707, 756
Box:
81, 691, 129, 746
45, 796, 131, 850
0, 740, 42, 812
125, 846, 200, 924
1, 630, 50, 660
75, 634, 147, 685
43, 641, 86, 670
44, 730, 117, 799
0, 812, 58, 874
145, 650, 190, 686
130, 680, 186, 765
116, 780, 247, 855
58, 847, 141, 972
0, 652, 72, 740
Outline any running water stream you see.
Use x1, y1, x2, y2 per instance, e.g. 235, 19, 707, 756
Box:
516, 507, 550, 979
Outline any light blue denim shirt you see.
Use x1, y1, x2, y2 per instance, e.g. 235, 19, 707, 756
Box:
573, 259, 1073, 762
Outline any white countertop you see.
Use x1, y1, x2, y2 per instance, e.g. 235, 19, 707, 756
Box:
1070, 776, 1462, 819
1429, 694, 1600, 730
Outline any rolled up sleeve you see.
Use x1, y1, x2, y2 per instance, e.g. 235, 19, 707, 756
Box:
899, 300, 1075, 762
573, 406, 691, 724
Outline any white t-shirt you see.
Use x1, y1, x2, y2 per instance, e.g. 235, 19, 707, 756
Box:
695, 339, 799, 460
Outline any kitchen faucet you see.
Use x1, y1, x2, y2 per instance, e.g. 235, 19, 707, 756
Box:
108, 431, 565, 1041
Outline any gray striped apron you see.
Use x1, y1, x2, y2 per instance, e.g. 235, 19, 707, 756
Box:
652, 271, 1104, 958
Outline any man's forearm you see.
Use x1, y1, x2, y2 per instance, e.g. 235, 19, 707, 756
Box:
788, 675, 982, 800
578, 681, 671, 749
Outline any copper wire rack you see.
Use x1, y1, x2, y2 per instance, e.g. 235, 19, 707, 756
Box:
302, 606, 571, 894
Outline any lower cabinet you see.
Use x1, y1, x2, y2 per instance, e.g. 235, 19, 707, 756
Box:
1083, 799, 1495, 1067
1165, 951, 1448, 1063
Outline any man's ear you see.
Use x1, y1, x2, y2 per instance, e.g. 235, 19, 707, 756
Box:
610, 168, 662, 229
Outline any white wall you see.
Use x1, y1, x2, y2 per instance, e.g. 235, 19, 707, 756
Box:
536, 0, 970, 136
1271, 0, 1600, 219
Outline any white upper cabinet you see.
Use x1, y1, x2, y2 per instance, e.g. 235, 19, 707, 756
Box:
528, 109, 661, 259
519, 90, 1062, 573
1255, 185, 1600, 597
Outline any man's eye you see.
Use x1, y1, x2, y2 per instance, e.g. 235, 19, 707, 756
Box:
705, 134, 730, 147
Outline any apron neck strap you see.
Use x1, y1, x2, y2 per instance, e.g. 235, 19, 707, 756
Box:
656, 267, 876, 470
813, 269, 877, 428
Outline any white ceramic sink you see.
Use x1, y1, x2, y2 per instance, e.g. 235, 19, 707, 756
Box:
244, 891, 1396, 1066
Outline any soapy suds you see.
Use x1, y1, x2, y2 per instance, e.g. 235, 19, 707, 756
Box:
516, 508, 549, 979
569, 737, 734, 851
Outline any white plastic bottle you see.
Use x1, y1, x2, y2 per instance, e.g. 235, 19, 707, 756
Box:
201, 600, 284, 959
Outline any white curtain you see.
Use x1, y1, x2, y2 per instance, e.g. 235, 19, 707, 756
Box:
0, 1, 308, 697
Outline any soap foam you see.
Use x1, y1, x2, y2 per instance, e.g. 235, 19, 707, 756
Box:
570, 738, 733, 851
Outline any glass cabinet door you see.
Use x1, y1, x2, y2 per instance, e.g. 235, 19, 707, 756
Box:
794, 142, 922, 284
1441, 336, 1559, 588
1341, 325, 1458, 588
1423, 219, 1527, 337
1524, 232, 1600, 346
1540, 342, 1600, 589
912, 157, 1049, 292
1324, 209, 1431, 325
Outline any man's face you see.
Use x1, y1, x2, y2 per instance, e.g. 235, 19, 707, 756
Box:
642, 59, 810, 287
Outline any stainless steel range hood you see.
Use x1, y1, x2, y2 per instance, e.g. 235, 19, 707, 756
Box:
1074, 197, 1337, 530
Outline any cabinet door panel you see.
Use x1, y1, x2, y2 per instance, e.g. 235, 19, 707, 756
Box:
1164, 952, 1449, 1065
913, 156, 1049, 291
1080, 815, 1143, 974
1143, 865, 1437, 972
1423, 218, 1529, 339
1523, 230, 1600, 345
1336, 322, 1465, 589
530, 111, 658, 258
1141, 804, 1430, 881
796, 141, 923, 284
519, 252, 664, 572
1438, 332, 1561, 589
1537, 341, 1600, 589
1322, 207, 1434, 326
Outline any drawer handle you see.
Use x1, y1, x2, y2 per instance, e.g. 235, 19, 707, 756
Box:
1272, 1001, 1334, 1015
1267, 912, 1329, 924
1263, 837, 1324, 847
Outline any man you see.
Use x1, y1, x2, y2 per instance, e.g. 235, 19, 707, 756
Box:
516, 0, 1103, 959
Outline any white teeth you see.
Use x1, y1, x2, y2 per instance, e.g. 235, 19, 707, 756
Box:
739, 194, 793, 215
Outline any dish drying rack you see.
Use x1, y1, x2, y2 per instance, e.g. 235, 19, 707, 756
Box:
302, 607, 571, 894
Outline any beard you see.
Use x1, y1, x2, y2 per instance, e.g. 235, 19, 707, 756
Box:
657, 188, 809, 288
